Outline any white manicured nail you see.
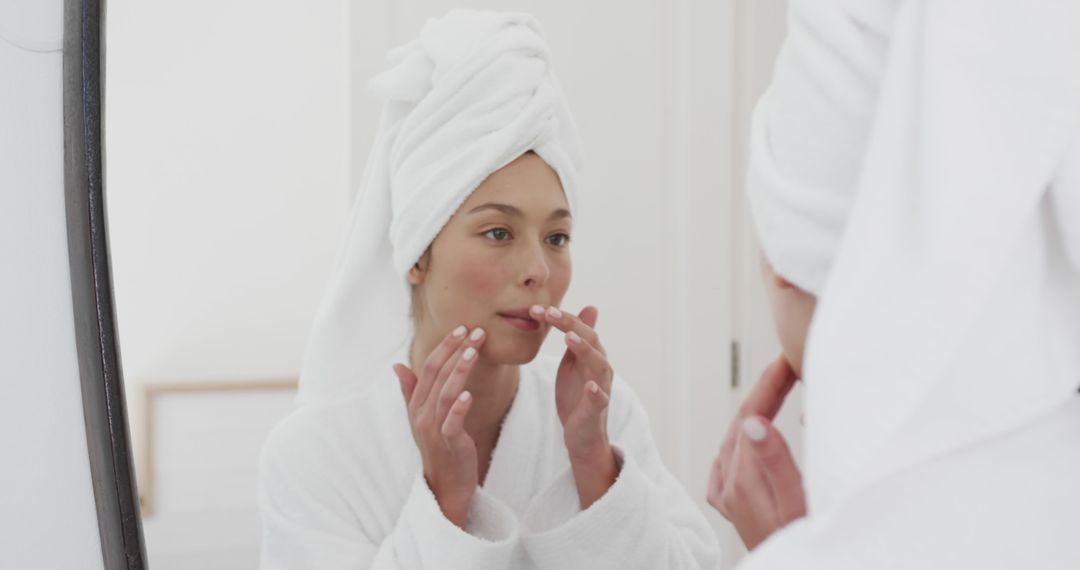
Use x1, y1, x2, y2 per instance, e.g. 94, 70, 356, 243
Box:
470, 328, 485, 341
530, 305, 545, 315
463, 347, 477, 361
452, 325, 466, 338
567, 331, 581, 344
742, 417, 767, 442
589, 381, 599, 394
459, 391, 471, 402
547, 306, 562, 319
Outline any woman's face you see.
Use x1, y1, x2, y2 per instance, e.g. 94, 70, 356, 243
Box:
409, 152, 572, 364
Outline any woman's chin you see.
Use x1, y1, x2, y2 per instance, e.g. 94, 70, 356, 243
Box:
481, 338, 544, 365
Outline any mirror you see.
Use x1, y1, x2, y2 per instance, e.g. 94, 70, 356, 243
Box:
101, 1, 794, 568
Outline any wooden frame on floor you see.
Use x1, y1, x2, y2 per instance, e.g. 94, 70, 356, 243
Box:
135, 379, 298, 517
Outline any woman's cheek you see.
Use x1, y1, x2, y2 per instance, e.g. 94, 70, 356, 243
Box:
549, 257, 572, 303
455, 256, 506, 297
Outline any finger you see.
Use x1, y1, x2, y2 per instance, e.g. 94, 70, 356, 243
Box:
727, 430, 778, 522
424, 327, 486, 410
441, 390, 474, 451
393, 363, 418, 405
577, 305, 599, 329
721, 356, 796, 470
435, 341, 481, 424
743, 416, 806, 522
564, 331, 613, 390
706, 454, 727, 514
533, 305, 604, 353
585, 380, 610, 415
726, 439, 784, 552
716, 429, 737, 486
737, 355, 798, 421
717, 410, 749, 477
583, 381, 611, 435
412, 325, 468, 408
433, 328, 484, 387
566, 381, 610, 445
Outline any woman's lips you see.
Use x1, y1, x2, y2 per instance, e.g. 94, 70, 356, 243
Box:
499, 314, 541, 331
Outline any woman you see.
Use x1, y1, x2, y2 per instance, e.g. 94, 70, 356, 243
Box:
710, 0, 1080, 567
258, 10, 720, 570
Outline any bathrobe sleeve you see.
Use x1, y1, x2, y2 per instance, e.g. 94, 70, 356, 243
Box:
518, 378, 721, 570
257, 410, 519, 570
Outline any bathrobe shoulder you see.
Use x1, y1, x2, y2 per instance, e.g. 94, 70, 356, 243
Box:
258, 354, 720, 570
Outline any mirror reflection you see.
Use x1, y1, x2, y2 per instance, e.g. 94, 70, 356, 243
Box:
105, 2, 793, 568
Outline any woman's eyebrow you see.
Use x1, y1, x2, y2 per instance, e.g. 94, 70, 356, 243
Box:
548, 208, 571, 221
467, 202, 572, 221
467, 203, 520, 216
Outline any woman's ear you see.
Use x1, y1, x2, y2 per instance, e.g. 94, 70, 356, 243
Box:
761, 256, 797, 290
407, 250, 430, 286
772, 273, 796, 290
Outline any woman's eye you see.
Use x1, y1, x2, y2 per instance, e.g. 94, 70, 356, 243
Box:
483, 228, 511, 241
547, 233, 571, 247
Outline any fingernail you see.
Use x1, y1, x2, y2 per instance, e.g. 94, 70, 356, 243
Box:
567, 331, 581, 344
589, 381, 599, 394
530, 304, 545, 316
547, 306, 562, 319
463, 347, 477, 361
470, 328, 485, 341
743, 417, 767, 442
452, 325, 466, 338
459, 391, 471, 402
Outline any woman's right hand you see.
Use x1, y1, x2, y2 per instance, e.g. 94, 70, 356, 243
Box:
393, 325, 487, 529
706, 355, 806, 550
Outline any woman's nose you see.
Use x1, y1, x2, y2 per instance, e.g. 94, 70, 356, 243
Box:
521, 243, 550, 288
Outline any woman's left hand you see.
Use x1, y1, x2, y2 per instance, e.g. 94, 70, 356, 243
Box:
532, 304, 619, 508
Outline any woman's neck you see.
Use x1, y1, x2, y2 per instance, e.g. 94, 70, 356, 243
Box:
409, 330, 520, 454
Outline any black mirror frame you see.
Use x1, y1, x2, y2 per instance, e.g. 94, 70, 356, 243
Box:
64, 0, 147, 567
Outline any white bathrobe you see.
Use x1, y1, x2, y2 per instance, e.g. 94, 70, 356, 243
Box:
258, 352, 720, 569
744, 0, 1080, 568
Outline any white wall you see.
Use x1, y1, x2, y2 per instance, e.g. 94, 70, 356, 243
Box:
106, 0, 351, 381
105, 0, 351, 567
0, 0, 105, 567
